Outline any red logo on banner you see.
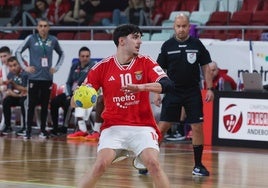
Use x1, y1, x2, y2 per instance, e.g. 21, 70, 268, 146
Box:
223, 104, 243, 133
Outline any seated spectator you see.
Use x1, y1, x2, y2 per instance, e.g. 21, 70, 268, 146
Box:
7, 0, 51, 39
62, 0, 97, 26
6, 0, 50, 27
0, 46, 12, 98
50, 46, 95, 136
47, 0, 71, 25
1, 57, 28, 135
209, 61, 237, 91
102, 0, 145, 28
67, 94, 103, 141
141, 0, 163, 26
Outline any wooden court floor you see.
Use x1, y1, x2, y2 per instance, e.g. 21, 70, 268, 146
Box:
0, 133, 267, 188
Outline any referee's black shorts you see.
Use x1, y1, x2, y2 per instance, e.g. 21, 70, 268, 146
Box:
160, 86, 203, 124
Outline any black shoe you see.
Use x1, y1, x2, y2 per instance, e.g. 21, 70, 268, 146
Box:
50, 129, 59, 137
165, 133, 186, 141
58, 126, 67, 134
23, 133, 31, 140
16, 128, 26, 136
2, 127, 13, 135
138, 169, 148, 175
39, 130, 49, 139
192, 165, 210, 176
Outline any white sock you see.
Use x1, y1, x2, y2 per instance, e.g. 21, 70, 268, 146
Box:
93, 122, 102, 132
78, 120, 87, 132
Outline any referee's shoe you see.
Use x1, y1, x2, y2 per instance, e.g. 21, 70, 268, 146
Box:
192, 165, 210, 176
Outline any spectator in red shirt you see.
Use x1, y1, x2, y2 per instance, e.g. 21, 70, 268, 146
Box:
209, 61, 237, 91
141, 0, 163, 26
47, 0, 71, 25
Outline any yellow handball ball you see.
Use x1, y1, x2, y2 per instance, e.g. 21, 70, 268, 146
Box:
73, 85, 98, 109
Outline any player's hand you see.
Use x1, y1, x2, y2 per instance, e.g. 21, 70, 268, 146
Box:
205, 90, 214, 102
2, 80, 11, 85
153, 93, 162, 107
50, 68, 56, 74
25, 66, 35, 73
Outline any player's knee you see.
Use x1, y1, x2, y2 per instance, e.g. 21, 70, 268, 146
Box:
145, 158, 161, 174
158, 123, 171, 134
94, 159, 110, 175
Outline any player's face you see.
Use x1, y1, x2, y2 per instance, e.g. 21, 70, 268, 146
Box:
79, 51, 90, 64
8, 60, 21, 74
125, 33, 142, 56
37, 20, 50, 38
0, 52, 11, 65
173, 16, 190, 41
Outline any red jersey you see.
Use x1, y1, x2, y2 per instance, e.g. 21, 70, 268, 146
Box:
86, 54, 167, 136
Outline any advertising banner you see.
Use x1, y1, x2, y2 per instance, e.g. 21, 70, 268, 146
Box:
218, 97, 268, 142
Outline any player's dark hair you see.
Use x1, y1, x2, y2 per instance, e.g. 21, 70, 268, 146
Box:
113, 24, 143, 47
7, 56, 18, 63
79, 46, 90, 55
0, 46, 11, 54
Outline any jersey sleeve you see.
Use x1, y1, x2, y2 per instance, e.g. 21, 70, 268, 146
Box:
145, 56, 167, 82
198, 40, 212, 66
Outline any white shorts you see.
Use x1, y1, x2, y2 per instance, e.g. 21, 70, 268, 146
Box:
74, 107, 93, 121
98, 126, 159, 156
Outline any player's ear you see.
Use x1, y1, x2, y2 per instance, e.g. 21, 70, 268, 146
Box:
118, 36, 125, 46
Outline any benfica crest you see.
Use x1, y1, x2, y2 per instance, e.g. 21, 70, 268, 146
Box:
187, 53, 196, 64
134, 71, 143, 80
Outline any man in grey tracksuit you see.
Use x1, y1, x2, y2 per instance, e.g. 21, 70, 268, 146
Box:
16, 18, 64, 139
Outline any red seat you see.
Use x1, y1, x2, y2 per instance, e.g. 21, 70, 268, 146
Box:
2, 32, 20, 40
7, 0, 21, 6
180, 0, 199, 12
50, 83, 58, 100
0, 0, 5, 6
56, 32, 75, 40
251, 11, 268, 25
227, 11, 252, 39
229, 11, 252, 25
199, 11, 231, 39
89, 11, 113, 25
244, 31, 262, 41
262, 0, 268, 10
206, 11, 231, 25
239, 0, 262, 13
160, 0, 181, 20
56, 84, 65, 96
93, 33, 112, 40
73, 32, 91, 40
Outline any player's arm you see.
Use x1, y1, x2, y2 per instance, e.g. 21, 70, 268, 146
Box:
122, 77, 174, 94
9, 81, 27, 93
202, 63, 214, 102
70, 96, 76, 108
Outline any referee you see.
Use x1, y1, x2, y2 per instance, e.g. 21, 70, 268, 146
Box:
155, 13, 214, 176
16, 18, 64, 139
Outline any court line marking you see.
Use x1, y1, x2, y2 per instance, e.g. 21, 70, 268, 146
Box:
0, 180, 74, 188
